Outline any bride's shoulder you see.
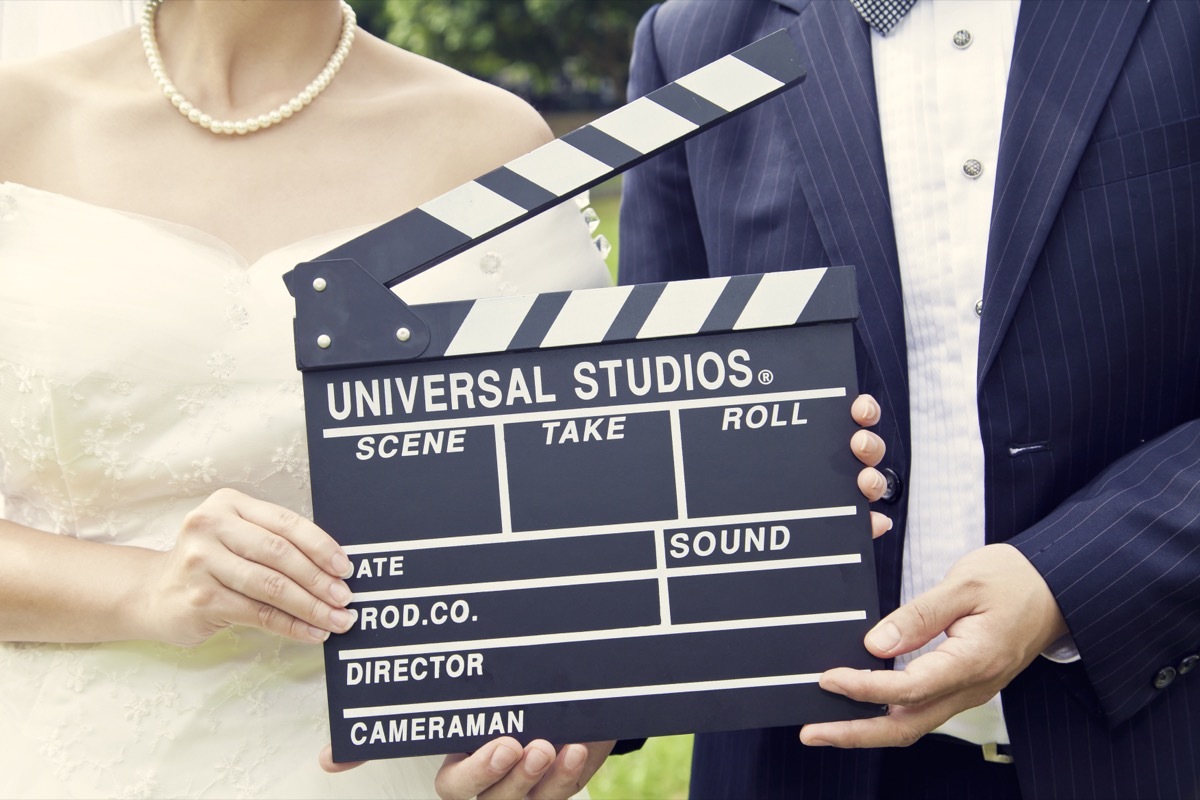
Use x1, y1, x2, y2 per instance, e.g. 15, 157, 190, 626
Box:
0, 30, 143, 182
0, 28, 136, 110
348, 33, 553, 170
0, 54, 57, 138
0, 55, 63, 180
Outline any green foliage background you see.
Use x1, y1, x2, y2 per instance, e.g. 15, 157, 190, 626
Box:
349, 0, 655, 109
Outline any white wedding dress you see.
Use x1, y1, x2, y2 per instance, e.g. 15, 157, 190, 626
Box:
0, 181, 611, 798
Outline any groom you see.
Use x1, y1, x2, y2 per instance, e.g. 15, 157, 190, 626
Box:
619, 0, 1200, 798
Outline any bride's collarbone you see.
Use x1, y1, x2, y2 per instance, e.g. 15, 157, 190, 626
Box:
2, 33, 550, 256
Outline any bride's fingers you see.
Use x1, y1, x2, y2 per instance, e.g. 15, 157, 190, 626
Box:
214, 520, 352, 618
871, 511, 893, 539
858, 467, 887, 502
172, 489, 357, 639
318, 743, 365, 773
204, 543, 357, 637
851, 394, 881, 427
851, 429, 886, 467
217, 488, 353, 580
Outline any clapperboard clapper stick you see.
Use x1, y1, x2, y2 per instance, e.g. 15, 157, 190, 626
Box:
284, 29, 884, 762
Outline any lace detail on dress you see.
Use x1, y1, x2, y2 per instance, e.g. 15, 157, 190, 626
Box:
0, 355, 311, 541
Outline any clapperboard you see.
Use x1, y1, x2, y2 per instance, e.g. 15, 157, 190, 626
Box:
285, 30, 883, 762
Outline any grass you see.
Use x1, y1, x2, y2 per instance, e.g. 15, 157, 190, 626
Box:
590, 735, 693, 800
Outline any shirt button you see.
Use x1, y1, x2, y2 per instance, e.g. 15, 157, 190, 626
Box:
1153, 666, 1177, 689
974, 299, 983, 317
953, 29, 973, 49
963, 159, 984, 179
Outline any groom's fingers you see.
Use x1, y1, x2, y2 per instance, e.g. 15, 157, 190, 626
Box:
478, 740, 557, 800
527, 743, 589, 800
528, 740, 615, 800
851, 394, 882, 427
435, 738, 524, 800
858, 467, 888, 502
851, 430, 886, 467
317, 743, 365, 773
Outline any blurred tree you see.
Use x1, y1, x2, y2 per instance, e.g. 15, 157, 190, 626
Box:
349, 0, 393, 39
349, 0, 655, 110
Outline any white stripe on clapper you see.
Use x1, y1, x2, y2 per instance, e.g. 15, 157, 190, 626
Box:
505, 139, 611, 197
419, 181, 526, 239
734, 268, 826, 330
339, 609, 866, 660
637, 277, 730, 339
342, 503, 856, 555
344, 672, 825, 719
325, 387, 847, 439
494, 425, 512, 533
443, 294, 538, 357
540, 284, 634, 349
674, 55, 785, 112
352, 554, 861, 603
589, 96, 700, 154
653, 526, 672, 626
669, 407, 688, 520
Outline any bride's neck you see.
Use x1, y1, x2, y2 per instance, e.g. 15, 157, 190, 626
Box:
151, 0, 346, 115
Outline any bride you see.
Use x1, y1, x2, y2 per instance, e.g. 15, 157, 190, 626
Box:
0, 1, 616, 797
0, 2, 893, 798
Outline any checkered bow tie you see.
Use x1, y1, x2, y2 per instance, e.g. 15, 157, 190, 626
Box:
849, 0, 918, 35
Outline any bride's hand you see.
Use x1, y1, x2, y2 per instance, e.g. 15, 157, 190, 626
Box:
434, 738, 615, 800
139, 488, 356, 646
850, 394, 892, 538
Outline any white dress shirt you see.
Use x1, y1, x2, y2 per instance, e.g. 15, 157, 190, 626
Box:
871, 0, 1020, 746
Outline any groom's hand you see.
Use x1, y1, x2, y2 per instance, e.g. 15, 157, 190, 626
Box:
435, 737, 615, 800
799, 543, 1068, 748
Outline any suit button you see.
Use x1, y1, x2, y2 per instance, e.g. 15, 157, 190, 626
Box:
1153, 666, 1177, 689
880, 467, 903, 504
1180, 655, 1199, 675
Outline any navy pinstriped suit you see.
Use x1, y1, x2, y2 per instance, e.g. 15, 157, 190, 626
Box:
619, 1, 1200, 798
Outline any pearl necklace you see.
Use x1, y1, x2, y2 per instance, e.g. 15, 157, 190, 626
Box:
140, 0, 356, 135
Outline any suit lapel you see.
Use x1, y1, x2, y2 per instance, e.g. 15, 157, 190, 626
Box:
979, 0, 1150, 384
772, 0, 909, 443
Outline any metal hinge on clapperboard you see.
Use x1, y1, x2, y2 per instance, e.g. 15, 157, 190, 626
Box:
283, 30, 856, 368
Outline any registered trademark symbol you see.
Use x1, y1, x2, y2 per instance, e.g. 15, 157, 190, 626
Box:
758, 369, 774, 385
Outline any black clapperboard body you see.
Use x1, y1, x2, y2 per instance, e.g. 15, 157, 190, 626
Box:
284, 31, 883, 762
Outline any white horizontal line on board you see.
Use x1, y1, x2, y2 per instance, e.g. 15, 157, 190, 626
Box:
337, 609, 867, 660
342, 505, 858, 555
343, 672, 825, 720
323, 387, 846, 438
352, 553, 862, 602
